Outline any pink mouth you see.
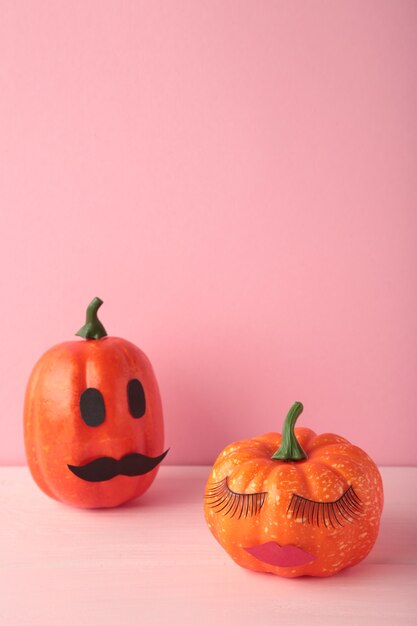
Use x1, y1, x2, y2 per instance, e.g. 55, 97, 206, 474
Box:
244, 542, 316, 568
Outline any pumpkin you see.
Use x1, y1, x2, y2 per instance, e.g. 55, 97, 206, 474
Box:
24, 297, 168, 508
204, 402, 383, 577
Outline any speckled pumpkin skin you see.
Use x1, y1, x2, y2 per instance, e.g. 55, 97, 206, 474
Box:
204, 427, 383, 577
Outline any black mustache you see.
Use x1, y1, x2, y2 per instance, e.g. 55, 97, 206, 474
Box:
68, 449, 169, 482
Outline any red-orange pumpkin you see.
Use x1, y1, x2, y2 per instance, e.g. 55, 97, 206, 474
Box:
24, 298, 167, 508
204, 402, 383, 577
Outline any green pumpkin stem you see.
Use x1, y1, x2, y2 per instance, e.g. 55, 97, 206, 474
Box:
271, 402, 307, 462
76, 297, 108, 340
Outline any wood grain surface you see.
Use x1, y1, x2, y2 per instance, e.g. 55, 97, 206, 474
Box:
0, 466, 416, 626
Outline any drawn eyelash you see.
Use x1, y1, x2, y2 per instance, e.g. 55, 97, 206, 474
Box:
205, 477, 267, 519
287, 486, 363, 528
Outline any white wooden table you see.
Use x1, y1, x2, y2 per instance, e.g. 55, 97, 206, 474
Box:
0, 466, 416, 626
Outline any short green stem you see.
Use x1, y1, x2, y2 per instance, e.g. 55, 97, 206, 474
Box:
271, 402, 307, 462
76, 297, 108, 340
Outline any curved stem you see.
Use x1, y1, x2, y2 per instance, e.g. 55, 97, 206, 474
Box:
271, 402, 307, 462
76, 297, 108, 340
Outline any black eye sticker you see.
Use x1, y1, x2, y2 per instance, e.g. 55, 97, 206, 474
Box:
127, 379, 146, 418
80, 388, 105, 427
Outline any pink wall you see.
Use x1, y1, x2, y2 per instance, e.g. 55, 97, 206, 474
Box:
0, 1, 416, 466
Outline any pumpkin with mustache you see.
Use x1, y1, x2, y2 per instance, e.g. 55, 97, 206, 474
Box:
24, 298, 168, 508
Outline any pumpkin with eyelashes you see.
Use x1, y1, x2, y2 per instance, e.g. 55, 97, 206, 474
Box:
204, 402, 384, 578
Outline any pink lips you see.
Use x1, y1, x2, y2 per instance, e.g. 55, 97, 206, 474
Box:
244, 542, 316, 568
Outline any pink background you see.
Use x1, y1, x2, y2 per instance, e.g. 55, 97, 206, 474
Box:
0, 0, 416, 466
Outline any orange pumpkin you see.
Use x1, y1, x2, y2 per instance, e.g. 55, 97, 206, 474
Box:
204, 402, 383, 577
24, 297, 168, 508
